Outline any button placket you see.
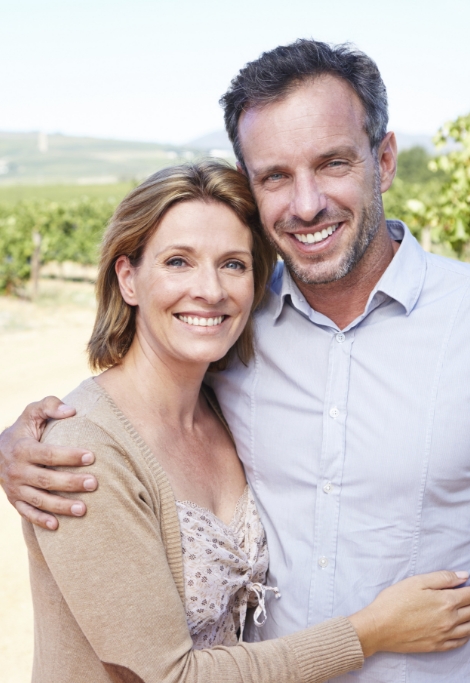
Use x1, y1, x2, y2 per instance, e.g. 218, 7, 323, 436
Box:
308, 329, 354, 623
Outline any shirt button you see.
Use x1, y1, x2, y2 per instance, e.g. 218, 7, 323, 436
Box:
318, 556, 329, 568
335, 332, 345, 343
329, 407, 339, 419
323, 481, 333, 494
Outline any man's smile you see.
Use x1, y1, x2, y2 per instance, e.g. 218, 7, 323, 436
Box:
292, 222, 340, 244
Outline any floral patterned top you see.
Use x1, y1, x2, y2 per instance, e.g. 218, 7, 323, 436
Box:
176, 485, 280, 649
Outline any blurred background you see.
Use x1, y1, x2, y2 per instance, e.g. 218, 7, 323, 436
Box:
1, 1, 469, 680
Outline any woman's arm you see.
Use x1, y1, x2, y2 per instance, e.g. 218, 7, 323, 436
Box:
29, 415, 363, 683
350, 570, 470, 656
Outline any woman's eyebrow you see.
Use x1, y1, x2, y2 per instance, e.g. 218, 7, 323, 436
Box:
154, 246, 253, 258
154, 244, 196, 256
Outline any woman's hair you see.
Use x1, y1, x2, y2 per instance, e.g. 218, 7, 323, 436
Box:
88, 159, 277, 372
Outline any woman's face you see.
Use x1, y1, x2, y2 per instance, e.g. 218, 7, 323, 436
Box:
116, 199, 255, 368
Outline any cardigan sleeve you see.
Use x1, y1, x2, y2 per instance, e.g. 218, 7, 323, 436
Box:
33, 416, 363, 683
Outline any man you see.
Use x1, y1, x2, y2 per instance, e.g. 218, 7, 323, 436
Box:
2, 40, 470, 681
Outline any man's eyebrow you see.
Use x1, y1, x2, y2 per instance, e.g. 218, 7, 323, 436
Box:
251, 165, 284, 182
316, 146, 360, 161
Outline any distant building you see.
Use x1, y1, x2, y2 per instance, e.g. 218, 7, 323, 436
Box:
209, 149, 234, 160
38, 132, 48, 153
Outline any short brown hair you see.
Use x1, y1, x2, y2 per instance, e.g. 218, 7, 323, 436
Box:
88, 160, 276, 372
220, 39, 388, 172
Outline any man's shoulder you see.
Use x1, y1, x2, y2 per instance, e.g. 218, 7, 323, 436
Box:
425, 252, 470, 279
419, 253, 470, 320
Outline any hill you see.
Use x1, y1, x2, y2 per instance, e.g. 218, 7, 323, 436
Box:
0, 132, 210, 186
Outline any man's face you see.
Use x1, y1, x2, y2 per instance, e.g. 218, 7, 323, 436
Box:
238, 76, 392, 285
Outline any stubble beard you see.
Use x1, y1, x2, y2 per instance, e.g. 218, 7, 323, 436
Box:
267, 171, 383, 286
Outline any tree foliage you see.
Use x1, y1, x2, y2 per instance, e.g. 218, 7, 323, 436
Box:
384, 115, 470, 257
428, 114, 470, 255
0, 197, 114, 293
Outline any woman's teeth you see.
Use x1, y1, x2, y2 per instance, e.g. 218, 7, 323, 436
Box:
293, 223, 339, 244
177, 315, 225, 327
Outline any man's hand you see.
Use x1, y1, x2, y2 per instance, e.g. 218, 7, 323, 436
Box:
0, 396, 97, 530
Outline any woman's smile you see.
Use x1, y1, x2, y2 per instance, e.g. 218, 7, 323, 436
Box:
174, 313, 227, 327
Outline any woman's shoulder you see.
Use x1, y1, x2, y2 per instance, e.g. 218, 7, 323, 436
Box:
62, 376, 106, 416
42, 378, 128, 451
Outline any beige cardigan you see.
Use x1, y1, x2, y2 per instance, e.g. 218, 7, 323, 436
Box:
23, 378, 363, 683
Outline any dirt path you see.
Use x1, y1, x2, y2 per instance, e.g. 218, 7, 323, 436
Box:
0, 280, 96, 683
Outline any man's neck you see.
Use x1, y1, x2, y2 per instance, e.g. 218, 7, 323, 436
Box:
294, 226, 400, 330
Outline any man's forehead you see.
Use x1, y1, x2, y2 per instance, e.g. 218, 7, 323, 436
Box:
238, 75, 367, 162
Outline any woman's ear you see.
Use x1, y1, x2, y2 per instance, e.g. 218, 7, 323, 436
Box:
115, 255, 138, 306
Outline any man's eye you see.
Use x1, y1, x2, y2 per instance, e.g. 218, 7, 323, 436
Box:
166, 257, 187, 267
327, 160, 346, 168
267, 173, 284, 181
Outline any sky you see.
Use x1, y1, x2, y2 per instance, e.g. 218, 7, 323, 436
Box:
1, 0, 469, 145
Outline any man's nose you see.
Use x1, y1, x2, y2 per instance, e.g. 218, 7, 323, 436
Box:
291, 174, 327, 223
191, 265, 227, 304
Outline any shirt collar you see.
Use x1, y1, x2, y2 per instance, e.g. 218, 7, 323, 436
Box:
272, 220, 427, 324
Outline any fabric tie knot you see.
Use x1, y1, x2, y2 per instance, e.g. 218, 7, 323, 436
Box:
239, 581, 281, 641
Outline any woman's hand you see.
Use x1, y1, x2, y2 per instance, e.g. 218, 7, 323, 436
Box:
0, 396, 97, 529
349, 570, 470, 657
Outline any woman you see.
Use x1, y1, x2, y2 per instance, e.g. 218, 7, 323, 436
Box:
23, 160, 470, 683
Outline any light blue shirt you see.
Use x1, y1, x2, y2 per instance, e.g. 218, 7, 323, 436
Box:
207, 221, 470, 682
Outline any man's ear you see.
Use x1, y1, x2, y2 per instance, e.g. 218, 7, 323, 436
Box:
378, 131, 397, 193
115, 256, 138, 306
236, 161, 247, 176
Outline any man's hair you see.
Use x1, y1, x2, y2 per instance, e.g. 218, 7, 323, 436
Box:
220, 39, 388, 171
88, 160, 276, 373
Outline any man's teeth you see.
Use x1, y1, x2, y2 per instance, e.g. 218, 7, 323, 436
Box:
177, 315, 225, 327
293, 224, 339, 244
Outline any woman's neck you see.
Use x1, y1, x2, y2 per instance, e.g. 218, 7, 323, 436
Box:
95, 333, 209, 432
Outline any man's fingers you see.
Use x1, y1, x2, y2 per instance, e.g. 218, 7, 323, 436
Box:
26, 465, 98, 493
26, 396, 76, 423
13, 439, 94, 469
15, 501, 59, 530
18, 486, 88, 517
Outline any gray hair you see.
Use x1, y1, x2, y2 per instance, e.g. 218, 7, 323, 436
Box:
220, 39, 388, 172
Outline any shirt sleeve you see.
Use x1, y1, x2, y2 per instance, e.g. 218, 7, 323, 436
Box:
34, 417, 363, 683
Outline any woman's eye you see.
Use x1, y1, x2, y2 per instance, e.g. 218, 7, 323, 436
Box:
224, 260, 246, 271
166, 257, 187, 267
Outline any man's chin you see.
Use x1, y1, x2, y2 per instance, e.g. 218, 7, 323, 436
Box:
281, 250, 349, 286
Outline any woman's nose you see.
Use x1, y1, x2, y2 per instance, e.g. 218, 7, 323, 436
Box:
191, 265, 227, 304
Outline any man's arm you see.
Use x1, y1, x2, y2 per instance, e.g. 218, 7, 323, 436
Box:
0, 396, 98, 529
